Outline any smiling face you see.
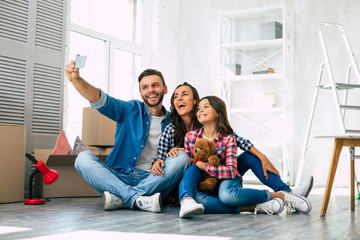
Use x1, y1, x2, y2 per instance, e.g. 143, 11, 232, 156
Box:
139, 75, 168, 108
197, 98, 218, 125
173, 85, 196, 117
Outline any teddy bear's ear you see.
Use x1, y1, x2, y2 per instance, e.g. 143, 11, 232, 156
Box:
207, 140, 216, 152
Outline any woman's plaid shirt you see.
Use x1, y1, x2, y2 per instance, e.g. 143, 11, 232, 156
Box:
184, 128, 239, 179
156, 123, 253, 163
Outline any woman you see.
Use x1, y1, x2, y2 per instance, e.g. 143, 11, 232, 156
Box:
152, 83, 312, 215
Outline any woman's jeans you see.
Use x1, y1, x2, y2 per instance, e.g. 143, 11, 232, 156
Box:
237, 152, 291, 192
179, 165, 271, 213
75, 150, 190, 209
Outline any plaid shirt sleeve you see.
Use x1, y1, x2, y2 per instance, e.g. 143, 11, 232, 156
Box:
156, 123, 175, 161
184, 129, 200, 159
234, 132, 253, 152
205, 135, 239, 179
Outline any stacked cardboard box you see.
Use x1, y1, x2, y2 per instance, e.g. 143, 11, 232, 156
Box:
82, 107, 115, 155
0, 124, 26, 203
82, 107, 116, 147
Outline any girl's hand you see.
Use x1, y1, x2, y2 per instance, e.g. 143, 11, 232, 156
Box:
166, 147, 184, 158
151, 160, 165, 176
195, 161, 206, 171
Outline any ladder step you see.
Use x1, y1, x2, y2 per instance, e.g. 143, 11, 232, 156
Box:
339, 104, 360, 110
356, 155, 360, 159
345, 129, 360, 134
336, 83, 360, 90
319, 83, 360, 90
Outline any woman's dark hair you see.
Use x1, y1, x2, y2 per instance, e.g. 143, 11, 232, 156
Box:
200, 96, 233, 136
170, 82, 201, 147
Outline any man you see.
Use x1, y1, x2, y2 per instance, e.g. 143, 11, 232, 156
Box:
65, 59, 190, 212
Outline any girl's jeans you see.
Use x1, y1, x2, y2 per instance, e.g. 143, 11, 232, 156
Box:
178, 152, 290, 213
179, 165, 270, 213
75, 150, 190, 209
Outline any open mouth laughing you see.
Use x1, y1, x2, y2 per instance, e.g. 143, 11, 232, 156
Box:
177, 102, 186, 110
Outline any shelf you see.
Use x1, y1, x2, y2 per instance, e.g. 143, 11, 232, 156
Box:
219, 4, 292, 183
222, 73, 283, 82
228, 107, 283, 113
222, 5, 282, 20
221, 39, 283, 50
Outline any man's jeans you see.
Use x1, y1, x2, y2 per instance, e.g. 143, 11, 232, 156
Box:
179, 165, 271, 213
237, 152, 291, 192
74, 150, 190, 209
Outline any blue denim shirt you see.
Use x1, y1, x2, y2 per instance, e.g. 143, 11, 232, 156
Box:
91, 89, 171, 173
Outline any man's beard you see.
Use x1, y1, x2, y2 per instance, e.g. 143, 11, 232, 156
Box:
141, 90, 165, 107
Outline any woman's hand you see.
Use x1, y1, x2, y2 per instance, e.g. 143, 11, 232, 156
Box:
260, 155, 280, 179
166, 147, 184, 158
151, 160, 165, 176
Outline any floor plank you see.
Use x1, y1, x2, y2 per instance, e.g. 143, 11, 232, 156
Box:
0, 193, 359, 240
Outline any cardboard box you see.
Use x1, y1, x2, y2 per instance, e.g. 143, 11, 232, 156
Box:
34, 149, 107, 198
82, 107, 116, 146
0, 124, 26, 203
88, 146, 113, 155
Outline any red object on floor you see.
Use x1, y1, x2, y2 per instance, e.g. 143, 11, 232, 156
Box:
24, 198, 45, 205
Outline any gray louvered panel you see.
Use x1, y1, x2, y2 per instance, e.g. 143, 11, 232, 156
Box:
37, 5, 63, 19
33, 64, 61, 134
0, 0, 28, 43
35, 0, 64, 51
0, 56, 26, 124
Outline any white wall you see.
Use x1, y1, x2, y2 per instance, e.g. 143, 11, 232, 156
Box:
143, 0, 360, 187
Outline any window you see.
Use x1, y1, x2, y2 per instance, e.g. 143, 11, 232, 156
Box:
65, 0, 143, 144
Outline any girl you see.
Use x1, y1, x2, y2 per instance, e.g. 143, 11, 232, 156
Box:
179, 96, 290, 218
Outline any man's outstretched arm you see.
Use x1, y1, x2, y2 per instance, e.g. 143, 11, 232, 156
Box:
65, 56, 100, 103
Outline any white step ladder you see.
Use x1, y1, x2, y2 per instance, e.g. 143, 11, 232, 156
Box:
295, 23, 360, 198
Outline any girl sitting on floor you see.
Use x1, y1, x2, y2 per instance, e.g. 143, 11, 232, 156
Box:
178, 96, 312, 218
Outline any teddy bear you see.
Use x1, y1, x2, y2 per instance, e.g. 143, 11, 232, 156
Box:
193, 138, 220, 193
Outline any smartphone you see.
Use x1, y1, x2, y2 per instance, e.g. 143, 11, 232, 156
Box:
75, 55, 87, 68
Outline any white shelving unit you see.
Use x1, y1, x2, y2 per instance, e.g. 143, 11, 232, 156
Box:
219, 4, 294, 183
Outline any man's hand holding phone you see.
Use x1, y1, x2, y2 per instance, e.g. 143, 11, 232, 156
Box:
75, 55, 87, 68
65, 55, 87, 82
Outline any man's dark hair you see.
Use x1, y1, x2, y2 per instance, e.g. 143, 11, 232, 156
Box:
138, 69, 165, 86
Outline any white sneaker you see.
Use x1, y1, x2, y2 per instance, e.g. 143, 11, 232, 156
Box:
254, 198, 284, 215
135, 192, 162, 213
293, 176, 314, 197
103, 191, 126, 211
179, 198, 204, 218
281, 191, 312, 214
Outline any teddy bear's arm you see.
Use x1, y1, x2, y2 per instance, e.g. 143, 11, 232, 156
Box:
208, 155, 220, 166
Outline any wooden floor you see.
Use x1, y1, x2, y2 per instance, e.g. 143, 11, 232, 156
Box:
1, 191, 360, 240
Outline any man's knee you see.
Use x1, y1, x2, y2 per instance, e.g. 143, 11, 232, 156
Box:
74, 150, 93, 170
